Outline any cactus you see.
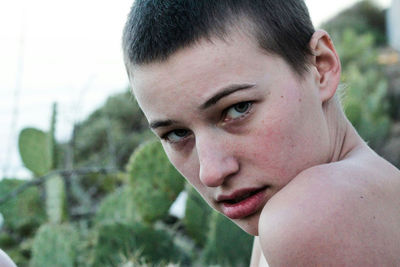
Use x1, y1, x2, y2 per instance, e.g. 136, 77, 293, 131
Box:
201, 212, 253, 267
126, 140, 185, 223
18, 128, 52, 177
0, 179, 45, 234
95, 186, 140, 225
17, 104, 68, 224
43, 103, 69, 223
90, 222, 188, 266
49, 103, 58, 169
183, 186, 212, 247
30, 223, 79, 267
45, 174, 67, 223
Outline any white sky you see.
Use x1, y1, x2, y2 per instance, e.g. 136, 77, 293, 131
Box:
0, 0, 392, 179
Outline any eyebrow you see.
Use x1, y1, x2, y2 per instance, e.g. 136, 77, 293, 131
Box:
199, 83, 255, 110
149, 119, 178, 130
149, 83, 256, 130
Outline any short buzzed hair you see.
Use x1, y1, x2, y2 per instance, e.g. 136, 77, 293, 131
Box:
122, 0, 315, 75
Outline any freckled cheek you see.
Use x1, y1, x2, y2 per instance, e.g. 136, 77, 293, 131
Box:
248, 122, 300, 176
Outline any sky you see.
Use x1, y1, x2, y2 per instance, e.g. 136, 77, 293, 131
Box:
0, 0, 392, 179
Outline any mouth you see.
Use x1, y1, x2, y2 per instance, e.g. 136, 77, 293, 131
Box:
217, 186, 269, 219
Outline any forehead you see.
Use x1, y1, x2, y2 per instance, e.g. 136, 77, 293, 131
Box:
130, 32, 296, 120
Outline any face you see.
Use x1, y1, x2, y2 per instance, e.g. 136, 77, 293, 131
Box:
131, 32, 331, 235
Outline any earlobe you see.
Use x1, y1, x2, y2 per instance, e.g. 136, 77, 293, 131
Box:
309, 30, 341, 103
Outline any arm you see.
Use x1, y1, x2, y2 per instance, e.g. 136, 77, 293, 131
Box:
0, 249, 17, 267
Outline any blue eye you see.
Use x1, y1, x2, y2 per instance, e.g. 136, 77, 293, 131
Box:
163, 129, 189, 143
225, 102, 253, 121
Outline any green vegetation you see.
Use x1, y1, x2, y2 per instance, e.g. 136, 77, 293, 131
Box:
0, 179, 45, 266
94, 185, 139, 225
126, 140, 185, 223
72, 90, 151, 169
45, 174, 67, 224
321, 0, 387, 46
18, 128, 52, 177
30, 224, 79, 267
201, 212, 253, 266
90, 222, 188, 266
0, 179, 45, 235
184, 186, 212, 247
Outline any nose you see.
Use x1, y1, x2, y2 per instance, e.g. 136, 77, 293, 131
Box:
197, 133, 239, 187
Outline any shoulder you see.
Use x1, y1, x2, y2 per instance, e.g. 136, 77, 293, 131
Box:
258, 160, 397, 266
0, 249, 17, 267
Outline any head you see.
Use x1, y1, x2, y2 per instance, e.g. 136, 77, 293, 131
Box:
122, 0, 315, 76
123, 0, 342, 235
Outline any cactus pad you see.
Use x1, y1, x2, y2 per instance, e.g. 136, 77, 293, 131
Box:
95, 186, 140, 225
18, 128, 52, 177
183, 186, 212, 247
201, 212, 253, 266
0, 179, 45, 234
126, 140, 185, 223
45, 175, 67, 223
30, 223, 79, 267
91, 222, 187, 266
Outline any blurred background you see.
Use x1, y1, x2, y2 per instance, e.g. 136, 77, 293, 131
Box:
0, 0, 399, 266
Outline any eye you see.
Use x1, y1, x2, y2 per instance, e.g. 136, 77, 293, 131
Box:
224, 102, 253, 121
162, 129, 190, 143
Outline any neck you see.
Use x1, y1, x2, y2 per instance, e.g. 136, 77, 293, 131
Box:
324, 97, 366, 163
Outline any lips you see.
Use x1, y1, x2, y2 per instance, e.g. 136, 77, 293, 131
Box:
217, 186, 268, 219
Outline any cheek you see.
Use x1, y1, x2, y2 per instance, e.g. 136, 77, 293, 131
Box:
247, 117, 307, 179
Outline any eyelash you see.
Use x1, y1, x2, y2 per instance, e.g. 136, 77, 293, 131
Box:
222, 101, 253, 123
161, 101, 254, 144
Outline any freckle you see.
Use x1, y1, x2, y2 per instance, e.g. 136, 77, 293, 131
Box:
373, 216, 376, 219
280, 95, 284, 98
360, 196, 364, 199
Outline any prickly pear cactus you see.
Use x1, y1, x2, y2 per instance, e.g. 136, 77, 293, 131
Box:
126, 140, 185, 223
49, 103, 58, 169
45, 175, 67, 223
95, 186, 140, 225
91, 222, 188, 266
30, 223, 79, 267
183, 186, 212, 247
201, 212, 253, 267
0, 179, 45, 234
18, 128, 52, 177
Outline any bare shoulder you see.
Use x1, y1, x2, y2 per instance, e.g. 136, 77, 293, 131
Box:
259, 148, 400, 266
0, 249, 17, 267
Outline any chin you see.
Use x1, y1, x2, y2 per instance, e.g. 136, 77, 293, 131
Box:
231, 211, 261, 236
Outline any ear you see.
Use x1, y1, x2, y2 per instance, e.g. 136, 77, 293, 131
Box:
309, 30, 341, 103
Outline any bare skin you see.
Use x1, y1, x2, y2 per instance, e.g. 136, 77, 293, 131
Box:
0, 249, 17, 267
253, 107, 400, 266
130, 28, 400, 266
